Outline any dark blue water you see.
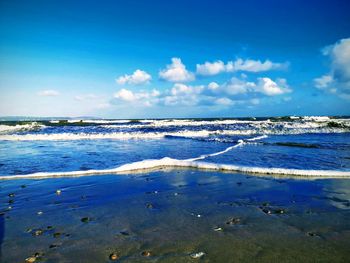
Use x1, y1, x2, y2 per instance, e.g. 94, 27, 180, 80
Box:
0, 117, 349, 177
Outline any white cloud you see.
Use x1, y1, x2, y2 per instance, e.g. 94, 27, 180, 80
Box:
196, 58, 288, 76
38, 90, 60, 96
170, 83, 203, 96
113, 76, 291, 108
314, 75, 333, 89
314, 38, 350, 99
215, 97, 234, 106
230, 58, 287, 73
159, 58, 195, 82
113, 88, 160, 106
114, 88, 136, 101
208, 82, 219, 90
221, 77, 256, 95
116, 69, 152, 85
209, 77, 291, 97
164, 83, 204, 106
196, 60, 226, 76
256, 77, 291, 96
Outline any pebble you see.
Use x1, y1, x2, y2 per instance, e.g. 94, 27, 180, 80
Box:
81, 217, 91, 223
190, 252, 205, 259
33, 229, 44, 236
109, 252, 119, 260
37, 211, 43, 215
262, 208, 272, 215
53, 232, 61, 238
307, 232, 318, 237
25, 257, 36, 263
146, 203, 154, 209
213, 226, 223, 232
141, 251, 152, 257
226, 217, 241, 225
49, 244, 58, 249
56, 190, 61, 195
274, 208, 285, 214
8, 193, 15, 197
34, 252, 44, 257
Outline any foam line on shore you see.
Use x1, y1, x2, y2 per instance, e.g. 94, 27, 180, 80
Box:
187, 135, 268, 161
1, 157, 350, 180
1, 135, 349, 180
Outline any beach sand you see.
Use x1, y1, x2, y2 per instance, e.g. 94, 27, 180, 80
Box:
1, 170, 350, 262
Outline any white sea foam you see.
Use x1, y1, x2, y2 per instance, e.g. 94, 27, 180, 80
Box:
302, 116, 331, 122
1, 157, 349, 180
49, 119, 149, 124
0, 130, 218, 141
188, 135, 268, 161
0, 122, 44, 133
102, 118, 350, 133
1, 122, 349, 141
1, 134, 349, 180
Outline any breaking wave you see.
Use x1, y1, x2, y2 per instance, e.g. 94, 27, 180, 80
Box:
0, 122, 44, 133
1, 135, 349, 180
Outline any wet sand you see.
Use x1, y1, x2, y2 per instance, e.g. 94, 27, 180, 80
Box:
1, 169, 350, 262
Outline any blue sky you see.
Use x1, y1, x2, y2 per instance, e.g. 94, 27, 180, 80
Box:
0, 0, 349, 118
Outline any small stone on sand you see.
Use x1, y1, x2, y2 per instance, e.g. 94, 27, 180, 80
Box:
141, 251, 152, 257
190, 252, 205, 259
146, 203, 153, 209
25, 256, 36, 263
81, 217, 91, 223
33, 229, 43, 236
214, 226, 223, 231
53, 232, 61, 238
109, 252, 119, 260
226, 217, 241, 225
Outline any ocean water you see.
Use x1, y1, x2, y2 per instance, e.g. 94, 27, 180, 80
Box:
1, 116, 350, 262
0, 116, 350, 178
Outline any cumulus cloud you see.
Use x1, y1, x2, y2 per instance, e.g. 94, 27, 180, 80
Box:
116, 69, 152, 85
37, 90, 60, 96
208, 82, 220, 90
159, 58, 195, 82
230, 58, 287, 73
113, 76, 291, 108
196, 58, 288, 76
209, 77, 291, 97
215, 97, 234, 106
256, 77, 291, 96
314, 38, 350, 99
220, 77, 256, 95
164, 83, 204, 106
113, 88, 160, 106
196, 60, 226, 76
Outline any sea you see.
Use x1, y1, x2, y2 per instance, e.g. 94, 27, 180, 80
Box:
0, 116, 350, 262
